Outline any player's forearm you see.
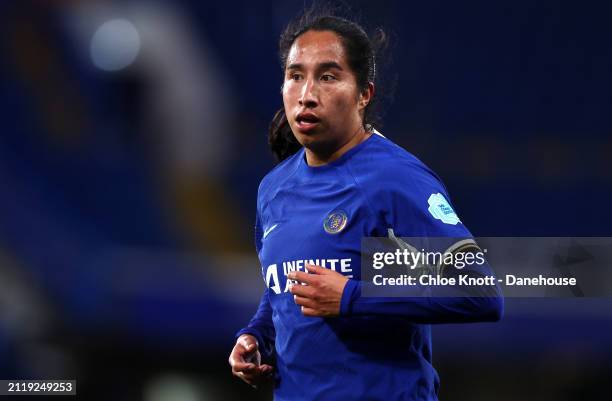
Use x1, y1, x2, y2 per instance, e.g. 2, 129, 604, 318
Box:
235, 291, 276, 359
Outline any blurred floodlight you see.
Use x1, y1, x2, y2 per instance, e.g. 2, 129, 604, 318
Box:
90, 19, 141, 71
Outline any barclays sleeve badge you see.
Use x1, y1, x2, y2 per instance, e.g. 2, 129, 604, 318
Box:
427, 193, 461, 225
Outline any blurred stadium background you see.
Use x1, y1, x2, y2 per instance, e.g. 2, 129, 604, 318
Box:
0, 0, 611, 400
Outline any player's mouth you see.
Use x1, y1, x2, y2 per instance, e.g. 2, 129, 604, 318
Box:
295, 112, 321, 133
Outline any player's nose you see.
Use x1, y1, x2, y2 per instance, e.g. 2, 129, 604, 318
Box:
299, 78, 319, 108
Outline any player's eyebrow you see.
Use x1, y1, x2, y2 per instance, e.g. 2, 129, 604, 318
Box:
317, 61, 343, 71
286, 61, 344, 71
286, 63, 303, 71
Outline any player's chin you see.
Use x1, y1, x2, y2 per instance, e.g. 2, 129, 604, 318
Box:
297, 136, 332, 156
293, 129, 322, 147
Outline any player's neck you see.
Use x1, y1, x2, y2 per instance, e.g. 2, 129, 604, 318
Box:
305, 126, 371, 167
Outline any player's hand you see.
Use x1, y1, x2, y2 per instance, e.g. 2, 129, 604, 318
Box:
228, 334, 274, 388
288, 264, 349, 317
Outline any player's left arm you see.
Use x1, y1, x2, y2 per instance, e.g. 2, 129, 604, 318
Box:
288, 259, 503, 322
289, 163, 504, 322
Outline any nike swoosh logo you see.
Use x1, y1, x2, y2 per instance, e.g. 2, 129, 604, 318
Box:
263, 223, 278, 239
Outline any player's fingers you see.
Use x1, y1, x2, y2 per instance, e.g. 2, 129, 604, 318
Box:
235, 338, 260, 362
244, 349, 261, 366
238, 336, 258, 352
289, 283, 316, 298
229, 345, 253, 367
287, 270, 316, 285
232, 361, 257, 373
305, 263, 328, 274
236, 366, 272, 384
246, 364, 273, 376
293, 294, 316, 308
300, 306, 321, 317
238, 369, 260, 380
260, 364, 274, 373
228, 347, 246, 367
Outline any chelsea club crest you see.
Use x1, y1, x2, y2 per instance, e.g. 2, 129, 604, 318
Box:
324, 210, 348, 234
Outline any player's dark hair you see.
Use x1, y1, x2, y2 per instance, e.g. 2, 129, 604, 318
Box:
269, 7, 389, 162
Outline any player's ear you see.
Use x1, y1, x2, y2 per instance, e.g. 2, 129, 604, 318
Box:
358, 82, 375, 110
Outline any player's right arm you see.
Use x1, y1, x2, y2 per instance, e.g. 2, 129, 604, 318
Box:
230, 288, 276, 386
229, 193, 276, 386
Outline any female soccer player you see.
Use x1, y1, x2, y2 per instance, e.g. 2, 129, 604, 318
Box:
228, 11, 503, 401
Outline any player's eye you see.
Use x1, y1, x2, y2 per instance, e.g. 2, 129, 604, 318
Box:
289, 73, 303, 81
321, 74, 336, 82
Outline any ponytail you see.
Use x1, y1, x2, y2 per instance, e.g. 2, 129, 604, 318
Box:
268, 108, 302, 162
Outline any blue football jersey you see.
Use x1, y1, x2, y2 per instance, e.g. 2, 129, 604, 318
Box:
237, 132, 502, 401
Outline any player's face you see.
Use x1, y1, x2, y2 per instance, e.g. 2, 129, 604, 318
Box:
283, 30, 368, 154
